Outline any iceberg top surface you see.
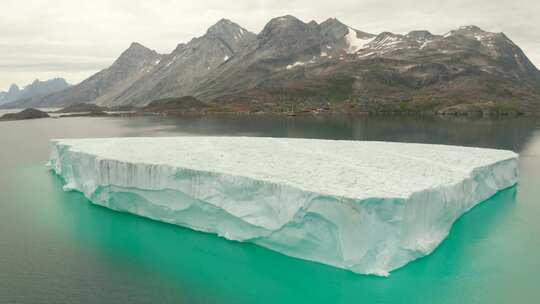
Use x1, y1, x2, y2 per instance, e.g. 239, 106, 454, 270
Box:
51, 137, 517, 200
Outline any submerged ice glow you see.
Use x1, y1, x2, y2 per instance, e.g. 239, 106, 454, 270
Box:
48, 137, 518, 276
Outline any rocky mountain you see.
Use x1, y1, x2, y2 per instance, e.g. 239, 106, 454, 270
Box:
194, 16, 378, 101
6, 16, 540, 114
0, 84, 20, 105
106, 19, 257, 106
0, 78, 69, 106
6, 43, 162, 108
0, 108, 50, 121
221, 20, 540, 114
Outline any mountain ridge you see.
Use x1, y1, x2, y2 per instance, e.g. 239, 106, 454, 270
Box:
4, 16, 540, 114
0, 78, 70, 106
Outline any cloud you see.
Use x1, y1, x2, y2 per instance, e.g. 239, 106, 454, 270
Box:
0, 0, 538, 90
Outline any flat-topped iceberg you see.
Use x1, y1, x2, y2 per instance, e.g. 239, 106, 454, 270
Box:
48, 137, 518, 276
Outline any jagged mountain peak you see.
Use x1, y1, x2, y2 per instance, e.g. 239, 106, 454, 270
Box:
9, 15, 539, 112
320, 17, 348, 33
172, 42, 187, 53
320, 17, 347, 29
126, 42, 152, 52
321, 18, 374, 35
307, 20, 319, 27
116, 42, 158, 63
198, 18, 257, 55
257, 14, 322, 53
27, 78, 70, 90
212, 18, 235, 27
406, 30, 435, 40
271, 14, 302, 23
261, 15, 307, 35
204, 18, 255, 49
322, 17, 340, 23
319, 18, 375, 52
8, 84, 20, 93
369, 31, 404, 44
112, 42, 160, 69
457, 25, 485, 32
207, 18, 245, 36
442, 26, 511, 54
444, 25, 491, 38
377, 31, 401, 38
0, 78, 70, 107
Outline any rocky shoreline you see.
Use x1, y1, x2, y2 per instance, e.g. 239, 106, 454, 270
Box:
2, 98, 536, 122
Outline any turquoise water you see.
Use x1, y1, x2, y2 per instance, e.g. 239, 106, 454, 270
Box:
1, 115, 539, 303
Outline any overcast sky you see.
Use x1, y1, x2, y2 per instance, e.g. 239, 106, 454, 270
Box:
1, 0, 539, 91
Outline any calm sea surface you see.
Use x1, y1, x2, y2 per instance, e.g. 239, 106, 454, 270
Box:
1, 115, 539, 303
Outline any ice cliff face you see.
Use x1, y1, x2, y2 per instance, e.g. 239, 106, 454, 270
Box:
48, 137, 518, 276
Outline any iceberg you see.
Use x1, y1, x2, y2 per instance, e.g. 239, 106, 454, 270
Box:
48, 137, 518, 276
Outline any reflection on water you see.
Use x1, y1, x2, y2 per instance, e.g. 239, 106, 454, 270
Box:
117, 115, 539, 151
0, 115, 539, 303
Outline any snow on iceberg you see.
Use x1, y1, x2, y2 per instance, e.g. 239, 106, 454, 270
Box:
48, 137, 518, 276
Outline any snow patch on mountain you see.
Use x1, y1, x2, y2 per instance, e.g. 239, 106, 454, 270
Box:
286, 61, 305, 69
345, 28, 375, 53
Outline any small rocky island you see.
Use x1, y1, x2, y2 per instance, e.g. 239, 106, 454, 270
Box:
53, 103, 109, 117
0, 108, 50, 121
141, 96, 215, 115
54, 103, 106, 114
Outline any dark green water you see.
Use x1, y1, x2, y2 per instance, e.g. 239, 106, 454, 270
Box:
1, 115, 539, 303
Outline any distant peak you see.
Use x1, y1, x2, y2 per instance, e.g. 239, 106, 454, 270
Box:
320, 18, 374, 40
121, 42, 157, 57
204, 18, 255, 50
8, 84, 19, 92
46, 78, 70, 86
321, 17, 344, 26
128, 42, 150, 51
320, 17, 347, 32
112, 42, 159, 69
265, 15, 304, 27
378, 31, 400, 38
261, 15, 307, 36
407, 30, 434, 40
208, 18, 234, 30
206, 18, 247, 35
273, 15, 301, 22
443, 25, 492, 38
214, 18, 235, 26
458, 25, 484, 32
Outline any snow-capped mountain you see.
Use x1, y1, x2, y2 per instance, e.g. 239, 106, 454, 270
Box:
7, 16, 540, 113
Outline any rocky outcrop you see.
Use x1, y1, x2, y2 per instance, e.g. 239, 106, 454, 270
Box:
0, 108, 50, 121
141, 96, 210, 114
